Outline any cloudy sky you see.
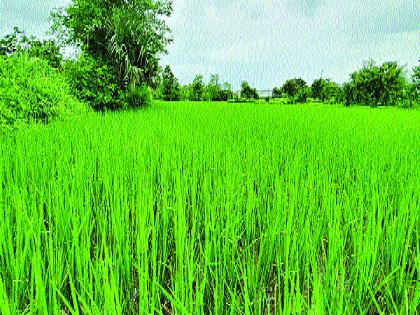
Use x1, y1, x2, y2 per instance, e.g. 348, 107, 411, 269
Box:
1, 0, 419, 89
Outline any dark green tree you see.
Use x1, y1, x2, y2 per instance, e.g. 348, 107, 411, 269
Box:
241, 81, 259, 100
311, 78, 343, 103
412, 63, 420, 98
311, 78, 326, 100
205, 74, 222, 101
190, 75, 205, 101
272, 87, 282, 98
344, 61, 406, 106
161, 65, 180, 101
282, 78, 307, 98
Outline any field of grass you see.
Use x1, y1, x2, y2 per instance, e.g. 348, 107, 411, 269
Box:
0, 101, 419, 314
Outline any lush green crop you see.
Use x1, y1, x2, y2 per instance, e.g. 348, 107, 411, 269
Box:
0, 102, 418, 314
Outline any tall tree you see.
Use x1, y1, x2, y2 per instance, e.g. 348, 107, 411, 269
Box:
161, 65, 180, 101
206, 74, 222, 101
282, 78, 307, 98
190, 75, 205, 101
52, 0, 173, 88
240, 81, 259, 100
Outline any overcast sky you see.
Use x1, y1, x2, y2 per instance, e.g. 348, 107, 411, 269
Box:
1, 0, 419, 89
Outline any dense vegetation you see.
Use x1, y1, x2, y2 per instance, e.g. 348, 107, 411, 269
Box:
0, 102, 418, 313
51, 0, 172, 110
0, 54, 85, 131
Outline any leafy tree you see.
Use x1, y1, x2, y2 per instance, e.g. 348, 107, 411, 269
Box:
289, 87, 310, 104
281, 78, 308, 103
311, 78, 343, 103
51, 0, 173, 100
412, 63, 420, 101
282, 78, 307, 98
0, 27, 63, 68
344, 61, 407, 106
272, 87, 282, 98
161, 65, 180, 101
190, 75, 205, 101
179, 85, 191, 101
223, 82, 233, 100
240, 81, 259, 100
205, 74, 222, 101
311, 78, 325, 100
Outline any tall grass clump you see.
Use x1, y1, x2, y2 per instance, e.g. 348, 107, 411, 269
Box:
0, 102, 418, 313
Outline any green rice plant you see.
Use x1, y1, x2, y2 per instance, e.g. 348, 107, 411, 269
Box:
0, 102, 418, 314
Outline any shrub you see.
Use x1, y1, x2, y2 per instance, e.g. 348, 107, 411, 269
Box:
0, 27, 63, 69
64, 54, 123, 110
0, 54, 86, 130
124, 84, 153, 108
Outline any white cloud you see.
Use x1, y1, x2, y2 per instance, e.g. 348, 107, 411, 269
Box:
161, 0, 419, 89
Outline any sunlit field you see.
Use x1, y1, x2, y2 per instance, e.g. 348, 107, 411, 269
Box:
0, 102, 419, 314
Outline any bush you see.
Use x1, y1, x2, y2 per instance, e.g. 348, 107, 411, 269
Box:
124, 84, 153, 108
0, 27, 63, 69
64, 54, 123, 110
0, 54, 86, 130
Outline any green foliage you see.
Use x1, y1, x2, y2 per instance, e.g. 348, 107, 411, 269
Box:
311, 78, 343, 104
272, 87, 283, 98
52, 0, 173, 89
125, 84, 153, 108
0, 27, 63, 68
344, 61, 407, 107
311, 78, 325, 100
411, 63, 420, 103
0, 54, 86, 130
64, 54, 123, 110
222, 82, 234, 100
190, 75, 205, 101
160, 65, 180, 101
288, 87, 310, 104
205, 74, 225, 101
282, 78, 307, 98
241, 81, 259, 100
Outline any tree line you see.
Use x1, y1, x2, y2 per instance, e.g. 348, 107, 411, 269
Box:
1, 0, 419, 131
157, 62, 419, 107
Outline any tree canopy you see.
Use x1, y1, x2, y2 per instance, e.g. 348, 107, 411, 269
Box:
344, 61, 406, 107
52, 0, 173, 88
